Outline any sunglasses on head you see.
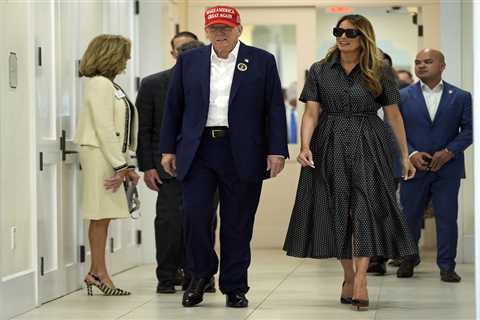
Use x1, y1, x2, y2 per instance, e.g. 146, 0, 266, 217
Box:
333, 27, 361, 38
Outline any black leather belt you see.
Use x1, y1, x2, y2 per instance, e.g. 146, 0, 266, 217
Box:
204, 127, 228, 139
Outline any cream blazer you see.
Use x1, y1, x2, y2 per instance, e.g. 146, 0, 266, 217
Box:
74, 76, 138, 172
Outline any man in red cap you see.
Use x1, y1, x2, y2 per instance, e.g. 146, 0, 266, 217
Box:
160, 5, 288, 308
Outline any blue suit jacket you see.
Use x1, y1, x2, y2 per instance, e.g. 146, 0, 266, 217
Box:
159, 42, 289, 181
399, 81, 472, 179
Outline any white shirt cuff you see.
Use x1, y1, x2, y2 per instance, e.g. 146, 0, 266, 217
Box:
409, 151, 418, 158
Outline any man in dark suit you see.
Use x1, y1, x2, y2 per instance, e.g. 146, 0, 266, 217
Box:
136, 31, 203, 294
160, 5, 288, 308
397, 49, 472, 282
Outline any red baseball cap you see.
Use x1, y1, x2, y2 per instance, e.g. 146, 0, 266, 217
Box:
204, 5, 241, 28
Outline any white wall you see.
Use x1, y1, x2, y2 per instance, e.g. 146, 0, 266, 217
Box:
439, 0, 474, 262
136, 0, 175, 264
316, 6, 418, 72
138, 0, 174, 77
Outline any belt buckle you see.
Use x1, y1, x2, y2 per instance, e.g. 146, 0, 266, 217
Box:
211, 129, 221, 138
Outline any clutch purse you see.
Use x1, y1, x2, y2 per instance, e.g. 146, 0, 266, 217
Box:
124, 180, 141, 219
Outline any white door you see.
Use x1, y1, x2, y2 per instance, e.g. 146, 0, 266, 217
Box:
1, 1, 38, 318
74, 0, 104, 282
0, 2, 5, 316
35, 0, 82, 303
76, 1, 143, 276
103, 1, 143, 274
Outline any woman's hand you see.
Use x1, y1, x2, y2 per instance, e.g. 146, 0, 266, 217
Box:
402, 158, 416, 180
297, 149, 315, 168
104, 170, 129, 192
127, 170, 140, 186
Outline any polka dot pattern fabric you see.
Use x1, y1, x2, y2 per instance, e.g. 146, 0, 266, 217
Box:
283, 53, 417, 259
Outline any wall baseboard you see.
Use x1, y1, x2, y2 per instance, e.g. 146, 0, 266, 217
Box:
1, 271, 36, 320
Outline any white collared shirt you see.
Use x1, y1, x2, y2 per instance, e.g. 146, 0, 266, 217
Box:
420, 80, 444, 121
206, 40, 241, 127
409, 80, 444, 158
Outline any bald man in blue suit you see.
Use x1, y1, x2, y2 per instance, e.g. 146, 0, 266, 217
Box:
159, 5, 288, 308
397, 49, 472, 282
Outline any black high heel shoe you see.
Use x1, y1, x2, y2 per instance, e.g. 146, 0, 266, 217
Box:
351, 299, 369, 311
85, 273, 131, 296
340, 281, 352, 304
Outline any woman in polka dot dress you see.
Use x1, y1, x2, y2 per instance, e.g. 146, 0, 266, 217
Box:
283, 14, 417, 311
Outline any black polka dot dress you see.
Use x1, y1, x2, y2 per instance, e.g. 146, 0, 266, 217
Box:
283, 53, 417, 259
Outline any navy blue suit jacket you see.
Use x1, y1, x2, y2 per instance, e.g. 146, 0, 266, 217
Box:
159, 42, 289, 181
399, 81, 472, 179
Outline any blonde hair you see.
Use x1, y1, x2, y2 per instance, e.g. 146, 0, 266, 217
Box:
79, 34, 131, 79
326, 15, 384, 97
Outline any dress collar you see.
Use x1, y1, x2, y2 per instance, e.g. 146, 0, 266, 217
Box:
420, 80, 444, 92
211, 40, 240, 62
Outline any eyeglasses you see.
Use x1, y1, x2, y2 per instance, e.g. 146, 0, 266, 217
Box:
333, 27, 361, 38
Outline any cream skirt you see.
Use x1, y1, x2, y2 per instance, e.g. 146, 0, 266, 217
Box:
79, 145, 129, 220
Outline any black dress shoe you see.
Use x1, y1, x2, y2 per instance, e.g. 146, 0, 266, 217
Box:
397, 260, 414, 278
367, 261, 386, 275
440, 271, 462, 283
157, 282, 176, 294
388, 258, 403, 267
389, 257, 420, 267
182, 278, 209, 307
226, 291, 249, 308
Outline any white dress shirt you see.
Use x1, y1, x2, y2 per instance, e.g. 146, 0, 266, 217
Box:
409, 80, 444, 158
206, 40, 240, 127
421, 80, 444, 121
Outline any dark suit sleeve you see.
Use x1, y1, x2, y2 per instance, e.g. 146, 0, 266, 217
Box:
446, 91, 473, 155
264, 55, 289, 158
399, 91, 417, 155
135, 79, 156, 172
159, 57, 185, 154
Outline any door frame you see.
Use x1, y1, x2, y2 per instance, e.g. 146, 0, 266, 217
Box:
35, 0, 84, 304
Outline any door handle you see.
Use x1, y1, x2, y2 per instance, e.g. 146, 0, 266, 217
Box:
60, 130, 78, 161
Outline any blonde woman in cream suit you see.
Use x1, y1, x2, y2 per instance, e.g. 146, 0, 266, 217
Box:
75, 34, 139, 296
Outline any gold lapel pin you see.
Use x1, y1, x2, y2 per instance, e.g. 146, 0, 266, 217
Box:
237, 62, 248, 72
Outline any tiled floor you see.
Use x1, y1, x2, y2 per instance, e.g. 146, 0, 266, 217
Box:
15, 250, 474, 320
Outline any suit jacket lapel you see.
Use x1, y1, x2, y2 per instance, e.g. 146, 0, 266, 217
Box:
228, 42, 249, 106
413, 82, 433, 123
200, 45, 212, 111
433, 82, 453, 124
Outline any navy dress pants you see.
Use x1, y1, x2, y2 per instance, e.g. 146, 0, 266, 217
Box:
400, 173, 461, 272
182, 133, 262, 294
